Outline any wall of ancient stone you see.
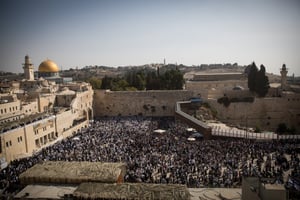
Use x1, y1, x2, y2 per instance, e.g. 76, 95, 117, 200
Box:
93, 90, 193, 117
208, 94, 300, 131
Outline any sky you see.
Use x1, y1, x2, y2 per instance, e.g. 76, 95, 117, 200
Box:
0, 0, 300, 76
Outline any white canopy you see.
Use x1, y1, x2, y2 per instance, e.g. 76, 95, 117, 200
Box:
186, 128, 196, 132
154, 129, 166, 134
187, 137, 196, 141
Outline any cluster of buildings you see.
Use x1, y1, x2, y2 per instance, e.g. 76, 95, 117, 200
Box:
0, 55, 299, 199
1, 55, 300, 167
0, 55, 93, 167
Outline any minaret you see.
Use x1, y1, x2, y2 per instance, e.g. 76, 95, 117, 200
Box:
23, 55, 34, 80
280, 64, 288, 90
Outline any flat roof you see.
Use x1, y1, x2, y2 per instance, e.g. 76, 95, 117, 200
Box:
74, 182, 191, 200
264, 183, 286, 190
14, 185, 76, 199
19, 161, 126, 185
194, 72, 244, 75
15, 185, 241, 200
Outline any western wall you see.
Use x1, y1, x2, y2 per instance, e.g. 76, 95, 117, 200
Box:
93, 90, 193, 117
93, 89, 300, 132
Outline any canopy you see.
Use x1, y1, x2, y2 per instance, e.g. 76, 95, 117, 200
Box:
154, 129, 166, 134
191, 132, 203, 138
186, 128, 196, 132
72, 137, 80, 141
187, 137, 196, 141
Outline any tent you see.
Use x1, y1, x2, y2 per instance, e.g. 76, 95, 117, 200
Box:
72, 137, 80, 141
186, 128, 196, 132
154, 129, 166, 134
187, 137, 196, 141
191, 132, 203, 138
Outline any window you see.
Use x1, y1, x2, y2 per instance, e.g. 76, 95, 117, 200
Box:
9, 141, 12, 146
43, 127, 46, 131
6, 142, 9, 147
17, 136, 23, 143
35, 139, 39, 147
35, 129, 39, 135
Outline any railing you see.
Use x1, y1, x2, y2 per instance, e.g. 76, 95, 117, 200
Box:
175, 101, 209, 129
211, 126, 300, 140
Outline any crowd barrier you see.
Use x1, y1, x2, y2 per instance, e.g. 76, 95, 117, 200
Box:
211, 127, 300, 140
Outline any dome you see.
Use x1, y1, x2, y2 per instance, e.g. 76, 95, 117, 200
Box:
38, 59, 59, 72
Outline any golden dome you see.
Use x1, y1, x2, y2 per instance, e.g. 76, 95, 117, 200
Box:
38, 59, 59, 72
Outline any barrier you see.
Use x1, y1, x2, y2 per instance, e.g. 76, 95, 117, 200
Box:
212, 128, 299, 140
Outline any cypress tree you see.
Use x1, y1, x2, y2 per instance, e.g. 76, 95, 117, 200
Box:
255, 65, 269, 97
247, 62, 258, 92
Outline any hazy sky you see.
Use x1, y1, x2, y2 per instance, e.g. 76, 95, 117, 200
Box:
1, 0, 299, 76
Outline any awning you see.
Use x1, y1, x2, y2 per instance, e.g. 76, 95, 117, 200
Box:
154, 129, 166, 134
191, 132, 203, 138
187, 137, 196, 141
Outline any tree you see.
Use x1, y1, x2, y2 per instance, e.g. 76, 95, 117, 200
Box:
160, 69, 184, 90
125, 70, 146, 90
255, 65, 270, 97
87, 77, 101, 89
146, 71, 161, 90
247, 62, 269, 97
277, 123, 288, 134
101, 76, 113, 89
111, 79, 129, 91
247, 62, 258, 92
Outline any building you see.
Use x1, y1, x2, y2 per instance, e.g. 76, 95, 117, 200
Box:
23, 55, 34, 81
185, 72, 248, 99
38, 59, 64, 84
242, 177, 287, 200
0, 56, 93, 166
14, 161, 191, 200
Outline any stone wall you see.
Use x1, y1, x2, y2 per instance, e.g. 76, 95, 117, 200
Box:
208, 94, 300, 131
94, 90, 193, 117
186, 80, 248, 99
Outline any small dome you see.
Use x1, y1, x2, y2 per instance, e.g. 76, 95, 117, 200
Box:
38, 59, 59, 72
282, 64, 287, 71
233, 86, 244, 90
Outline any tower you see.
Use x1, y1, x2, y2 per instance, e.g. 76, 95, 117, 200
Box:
23, 55, 34, 80
280, 64, 288, 90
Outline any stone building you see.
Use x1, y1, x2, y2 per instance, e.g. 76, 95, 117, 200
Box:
185, 72, 248, 99
0, 56, 93, 166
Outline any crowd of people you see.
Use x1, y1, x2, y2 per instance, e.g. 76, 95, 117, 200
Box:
0, 116, 300, 195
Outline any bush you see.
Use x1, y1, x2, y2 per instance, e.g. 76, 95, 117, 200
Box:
217, 96, 254, 107
217, 96, 230, 107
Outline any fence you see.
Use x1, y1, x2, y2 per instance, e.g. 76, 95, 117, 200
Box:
211, 126, 300, 140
